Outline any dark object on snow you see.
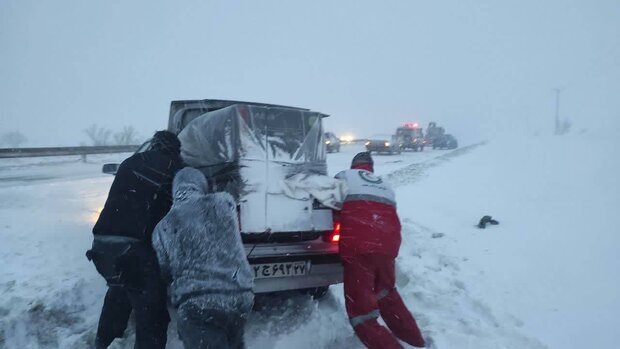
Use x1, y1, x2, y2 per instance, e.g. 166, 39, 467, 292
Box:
478, 215, 500, 229
152, 168, 253, 349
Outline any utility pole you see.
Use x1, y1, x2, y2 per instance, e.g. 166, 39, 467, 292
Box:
554, 88, 562, 135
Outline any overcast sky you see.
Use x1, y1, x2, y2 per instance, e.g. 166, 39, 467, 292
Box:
1, 0, 619, 146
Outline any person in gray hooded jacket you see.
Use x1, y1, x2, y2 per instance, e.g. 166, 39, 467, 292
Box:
152, 167, 254, 349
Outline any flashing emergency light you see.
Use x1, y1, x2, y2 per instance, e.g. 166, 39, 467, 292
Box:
403, 122, 419, 128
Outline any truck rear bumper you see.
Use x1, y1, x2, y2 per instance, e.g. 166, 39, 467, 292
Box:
245, 239, 343, 293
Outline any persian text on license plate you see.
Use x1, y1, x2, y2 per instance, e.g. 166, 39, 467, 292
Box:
252, 261, 310, 279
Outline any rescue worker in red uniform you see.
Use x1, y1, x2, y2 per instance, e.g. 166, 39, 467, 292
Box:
335, 152, 426, 349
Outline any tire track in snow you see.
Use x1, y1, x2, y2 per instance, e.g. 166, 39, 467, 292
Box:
386, 142, 487, 188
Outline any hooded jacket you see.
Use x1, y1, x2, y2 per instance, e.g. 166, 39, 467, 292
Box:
152, 168, 254, 312
334, 164, 401, 258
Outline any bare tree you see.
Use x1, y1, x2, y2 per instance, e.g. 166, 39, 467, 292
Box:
84, 124, 112, 146
113, 126, 139, 145
1, 131, 27, 148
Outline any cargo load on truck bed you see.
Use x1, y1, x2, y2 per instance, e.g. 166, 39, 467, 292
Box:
174, 102, 334, 239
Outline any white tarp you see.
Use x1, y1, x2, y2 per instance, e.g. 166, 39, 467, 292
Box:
178, 104, 333, 234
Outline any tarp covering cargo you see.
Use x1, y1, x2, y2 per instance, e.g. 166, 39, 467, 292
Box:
178, 104, 332, 235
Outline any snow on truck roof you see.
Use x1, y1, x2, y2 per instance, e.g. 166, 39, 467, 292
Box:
168, 99, 329, 134
171, 99, 310, 112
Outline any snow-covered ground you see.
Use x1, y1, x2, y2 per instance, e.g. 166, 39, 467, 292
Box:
1, 137, 618, 348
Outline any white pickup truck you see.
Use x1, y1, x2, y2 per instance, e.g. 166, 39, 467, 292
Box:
105, 99, 343, 298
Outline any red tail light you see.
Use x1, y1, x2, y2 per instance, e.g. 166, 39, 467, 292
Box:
324, 222, 341, 243
332, 222, 341, 242
331, 233, 340, 242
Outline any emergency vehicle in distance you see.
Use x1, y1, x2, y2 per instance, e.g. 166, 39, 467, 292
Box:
394, 122, 425, 152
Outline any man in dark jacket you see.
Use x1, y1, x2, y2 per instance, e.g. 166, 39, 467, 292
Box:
335, 152, 426, 349
152, 167, 254, 349
89, 130, 184, 349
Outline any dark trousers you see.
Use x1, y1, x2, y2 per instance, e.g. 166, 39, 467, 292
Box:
95, 274, 169, 348
343, 254, 425, 349
177, 301, 247, 349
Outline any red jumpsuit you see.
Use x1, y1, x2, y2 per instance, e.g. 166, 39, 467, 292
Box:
335, 165, 425, 349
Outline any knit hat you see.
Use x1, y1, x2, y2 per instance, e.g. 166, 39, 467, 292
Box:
151, 130, 181, 154
351, 151, 374, 168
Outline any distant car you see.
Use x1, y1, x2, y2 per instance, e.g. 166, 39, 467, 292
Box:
324, 132, 341, 153
339, 134, 355, 144
365, 134, 401, 155
395, 124, 425, 152
433, 134, 458, 149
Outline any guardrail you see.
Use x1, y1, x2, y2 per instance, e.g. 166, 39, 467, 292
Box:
0, 145, 139, 161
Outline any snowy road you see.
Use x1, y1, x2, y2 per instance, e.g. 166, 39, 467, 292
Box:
0, 144, 448, 349
1, 138, 618, 349
0, 153, 133, 188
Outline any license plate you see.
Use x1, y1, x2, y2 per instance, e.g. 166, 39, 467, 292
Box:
252, 261, 310, 279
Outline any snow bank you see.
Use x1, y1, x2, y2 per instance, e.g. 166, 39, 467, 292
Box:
394, 135, 620, 348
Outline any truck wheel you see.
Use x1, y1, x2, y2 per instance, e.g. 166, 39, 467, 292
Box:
420, 146, 424, 151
